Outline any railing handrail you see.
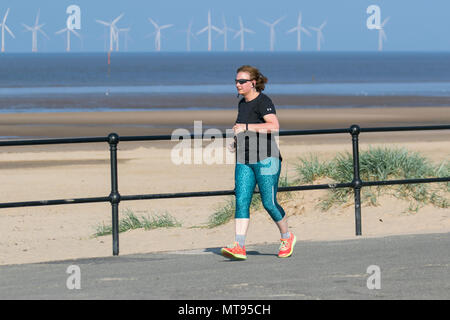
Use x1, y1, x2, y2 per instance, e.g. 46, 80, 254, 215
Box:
1, 124, 450, 146
1, 124, 449, 256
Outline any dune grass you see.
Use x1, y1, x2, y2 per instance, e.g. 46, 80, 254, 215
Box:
206, 198, 235, 229
294, 146, 449, 212
99, 147, 448, 233
94, 208, 182, 237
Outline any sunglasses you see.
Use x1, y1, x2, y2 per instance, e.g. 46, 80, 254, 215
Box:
235, 79, 253, 85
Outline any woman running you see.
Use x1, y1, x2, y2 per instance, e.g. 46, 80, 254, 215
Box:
221, 65, 296, 260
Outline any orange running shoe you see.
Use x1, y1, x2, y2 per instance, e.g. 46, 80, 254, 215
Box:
278, 232, 297, 258
221, 242, 247, 260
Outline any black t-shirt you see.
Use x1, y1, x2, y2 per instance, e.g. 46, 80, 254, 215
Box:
235, 93, 282, 164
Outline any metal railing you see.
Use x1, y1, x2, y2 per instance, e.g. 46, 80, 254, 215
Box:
1, 124, 449, 256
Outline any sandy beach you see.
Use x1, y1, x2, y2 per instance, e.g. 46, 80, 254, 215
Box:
0, 104, 449, 265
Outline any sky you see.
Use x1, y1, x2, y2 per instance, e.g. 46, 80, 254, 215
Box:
0, 0, 449, 52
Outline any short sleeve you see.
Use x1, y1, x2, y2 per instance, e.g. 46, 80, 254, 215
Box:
235, 99, 245, 123
257, 94, 276, 118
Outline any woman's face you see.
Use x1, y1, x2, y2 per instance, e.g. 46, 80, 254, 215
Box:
235, 71, 254, 96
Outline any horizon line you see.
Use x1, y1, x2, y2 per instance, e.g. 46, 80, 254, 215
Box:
2, 50, 450, 54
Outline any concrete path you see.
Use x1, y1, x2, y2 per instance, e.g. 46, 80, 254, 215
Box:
0, 232, 448, 300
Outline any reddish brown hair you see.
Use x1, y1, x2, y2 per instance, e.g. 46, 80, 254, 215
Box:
236, 65, 268, 92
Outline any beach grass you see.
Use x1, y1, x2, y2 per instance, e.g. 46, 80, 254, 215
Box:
201, 147, 448, 228
294, 146, 449, 212
94, 208, 182, 237
206, 198, 236, 229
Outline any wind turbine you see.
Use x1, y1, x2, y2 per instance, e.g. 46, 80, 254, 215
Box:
147, 18, 173, 51
184, 20, 196, 52
197, 10, 222, 51
309, 20, 326, 51
55, 26, 81, 52
286, 12, 310, 51
0, 8, 15, 53
96, 13, 124, 52
117, 27, 131, 51
220, 15, 235, 51
233, 16, 254, 51
22, 9, 50, 52
377, 17, 390, 51
259, 16, 285, 51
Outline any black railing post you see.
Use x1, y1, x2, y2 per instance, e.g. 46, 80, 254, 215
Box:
350, 125, 363, 236
108, 133, 121, 256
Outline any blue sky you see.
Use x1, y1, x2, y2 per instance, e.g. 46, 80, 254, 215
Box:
1, 0, 449, 52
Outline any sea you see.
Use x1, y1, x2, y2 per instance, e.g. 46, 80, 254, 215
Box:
1, 52, 450, 113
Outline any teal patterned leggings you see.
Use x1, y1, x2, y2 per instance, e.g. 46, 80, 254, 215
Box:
235, 157, 286, 222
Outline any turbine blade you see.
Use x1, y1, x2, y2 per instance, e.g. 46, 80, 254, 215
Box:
39, 28, 50, 40
244, 28, 255, 34
3, 8, 10, 24
239, 16, 244, 28
5, 25, 15, 38
112, 13, 124, 25
381, 16, 390, 27
112, 28, 118, 41
55, 28, 67, 34
70, 29, 81, 38
287, 26, 298, 34
188, 19, 194, 30
35, 9, 40, 26
160, 24, 174, 30
274, 16, 285, 25
96, 20, 110, 27
22, 23, 33, 31
148, 18, 158, 29
196, 26, 208, 35
211, 25, 223, 34
259, 19, 270, 26
301, 27, 311, 36
233, 30, 242, 39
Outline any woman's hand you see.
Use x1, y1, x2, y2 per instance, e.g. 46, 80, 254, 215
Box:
227, 140, 236, 153
233, 123, 246, 135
